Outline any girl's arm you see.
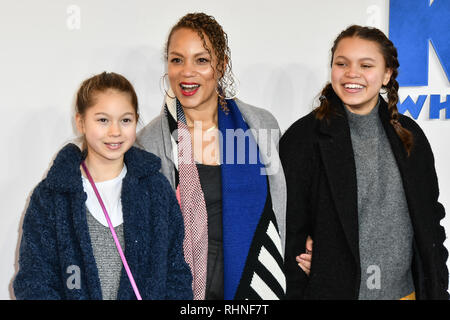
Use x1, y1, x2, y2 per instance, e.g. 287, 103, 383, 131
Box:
422, 134, 449, 299
13, 186, 63, 299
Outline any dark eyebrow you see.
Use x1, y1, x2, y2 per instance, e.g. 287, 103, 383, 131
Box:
168, 51, 183, 57
194, 52, 210, 57
334, 56, 377, 62
168, 50, 210, 58
94, 112, 135, 117
359, 57, 377, 62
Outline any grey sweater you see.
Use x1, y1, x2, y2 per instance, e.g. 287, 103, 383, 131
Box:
86, 210, 124, 300
345, 102, 415, 300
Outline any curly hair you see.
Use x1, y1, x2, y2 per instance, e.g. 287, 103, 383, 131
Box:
315, 25, 413, 156
165, 12, 237, 102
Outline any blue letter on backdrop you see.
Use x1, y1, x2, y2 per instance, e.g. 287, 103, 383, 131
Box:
429, 95, 450, 119
398, 95, 427, 119
389, 0, 450, 86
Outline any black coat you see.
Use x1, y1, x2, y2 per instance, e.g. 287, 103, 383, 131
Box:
279, 92, 449, 300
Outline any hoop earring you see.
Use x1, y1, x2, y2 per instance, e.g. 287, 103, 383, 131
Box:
160, 73, 175, 99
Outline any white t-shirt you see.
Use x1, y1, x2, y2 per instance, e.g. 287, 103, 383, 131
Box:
82, 165, 127, 228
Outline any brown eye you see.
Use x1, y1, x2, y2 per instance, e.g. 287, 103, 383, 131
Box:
170, 57, 182, 64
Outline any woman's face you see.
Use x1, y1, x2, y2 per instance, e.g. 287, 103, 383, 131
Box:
167, 28, 221, 111
331, 37, 392, 115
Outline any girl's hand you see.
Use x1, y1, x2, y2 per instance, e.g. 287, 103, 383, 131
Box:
296, 236, 313, 276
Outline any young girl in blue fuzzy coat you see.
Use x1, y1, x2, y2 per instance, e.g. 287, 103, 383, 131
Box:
13, 72, 193, 300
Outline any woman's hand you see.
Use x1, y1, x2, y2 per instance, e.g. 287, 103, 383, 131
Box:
296, 236, 313, 276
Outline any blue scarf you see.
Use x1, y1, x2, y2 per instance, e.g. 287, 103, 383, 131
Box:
167, 97, 285, 300
219, 99, 268, 300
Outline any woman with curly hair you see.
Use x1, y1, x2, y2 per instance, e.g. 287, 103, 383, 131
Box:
137, 12, 292, 300
280, 25, 448, 300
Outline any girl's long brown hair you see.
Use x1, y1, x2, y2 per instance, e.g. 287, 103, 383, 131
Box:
315, 25, 413, 156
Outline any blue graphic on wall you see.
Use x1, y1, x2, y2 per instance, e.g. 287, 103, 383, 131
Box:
398, 95, 450, 119
389, 0, 450, 119
389, 0, 449, 86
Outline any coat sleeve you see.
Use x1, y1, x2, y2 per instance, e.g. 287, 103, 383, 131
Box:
13, 185, 64, 299
421, 132, 449, 299
279, 125, 315, 299
165, 194, 193, 300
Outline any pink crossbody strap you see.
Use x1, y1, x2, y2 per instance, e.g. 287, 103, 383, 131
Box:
81, 161, 142, 300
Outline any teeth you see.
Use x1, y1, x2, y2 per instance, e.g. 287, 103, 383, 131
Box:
181, 84, 200, 89
345, 83, 364, 89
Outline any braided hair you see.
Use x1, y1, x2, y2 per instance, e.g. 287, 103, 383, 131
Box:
315, 25, 413, 156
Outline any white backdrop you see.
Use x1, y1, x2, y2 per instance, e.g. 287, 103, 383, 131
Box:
1, 0, 448, 299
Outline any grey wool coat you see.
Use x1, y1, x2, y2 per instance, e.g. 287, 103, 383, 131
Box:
136, 98, 287, 254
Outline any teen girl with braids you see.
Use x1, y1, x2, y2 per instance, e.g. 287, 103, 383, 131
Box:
280, 25, 448, 300
137, 12, 294, 300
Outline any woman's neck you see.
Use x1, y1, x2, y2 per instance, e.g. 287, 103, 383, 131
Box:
82, 153, 124, 183
183, 99, 218, 130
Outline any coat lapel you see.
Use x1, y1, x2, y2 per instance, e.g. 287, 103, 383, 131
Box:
317, 103, 360, 267
116, 175, 140, 300
235, 99, 287, 253
378, 100, 408, 179
378, 102, 417, 217
161, 105, 176, 166
377, 102, 430, 240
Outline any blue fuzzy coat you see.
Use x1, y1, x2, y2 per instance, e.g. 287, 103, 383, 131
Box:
13, 143, 193, 300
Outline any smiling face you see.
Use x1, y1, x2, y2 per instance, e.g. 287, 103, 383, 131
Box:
76, 89, 137, 166
331, 37, 393, 115
167, 28, 221, 112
